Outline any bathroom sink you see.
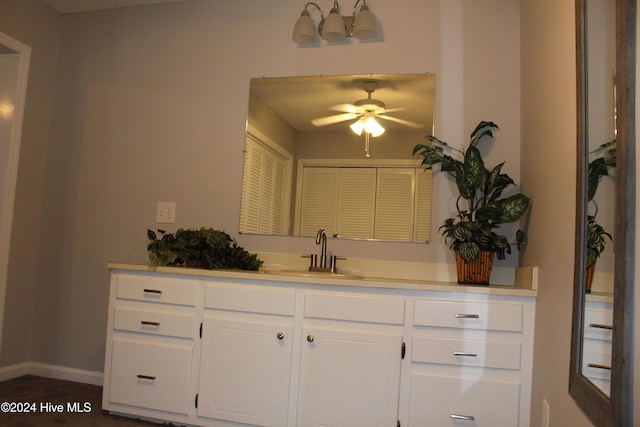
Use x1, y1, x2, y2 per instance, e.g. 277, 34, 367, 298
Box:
263, 269, 364, 280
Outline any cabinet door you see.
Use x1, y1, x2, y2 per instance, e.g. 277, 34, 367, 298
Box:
297, 327, 402, 427
197, 317, 293, 426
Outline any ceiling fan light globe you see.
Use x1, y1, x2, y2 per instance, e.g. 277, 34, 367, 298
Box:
365, 117, 385, 136
353, 5, 377, 40
293, 11, 317, 44
321, 9, 347, 42
350, 120, 365, 135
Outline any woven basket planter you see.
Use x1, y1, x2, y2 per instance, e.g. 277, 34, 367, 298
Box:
455, 250, 494, 285
585, 262, 596, 293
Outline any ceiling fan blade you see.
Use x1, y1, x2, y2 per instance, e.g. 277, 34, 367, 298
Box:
311, 112, 359, 127
328, 103, 360, 113
380, 107, 407, 114
377, 114, 426, 129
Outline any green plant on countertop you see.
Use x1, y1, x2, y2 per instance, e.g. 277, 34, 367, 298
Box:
147, 227, 263, 271
586, 140, 616, 268
413, 121, 531, 262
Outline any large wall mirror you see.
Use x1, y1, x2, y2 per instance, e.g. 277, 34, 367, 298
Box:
239, 74, 436, 242
570, 0, 635, 425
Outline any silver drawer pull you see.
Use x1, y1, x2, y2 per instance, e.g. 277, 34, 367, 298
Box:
589, 323, 613, 330
450, 414, 475, 421
588, 363, 612, 370
453, 351, 478, 357
137, 374, 156, 380
277, 332, 285, 340
455, 314, 480, 319
141, 321, 160, 326
143, 289, 162, 295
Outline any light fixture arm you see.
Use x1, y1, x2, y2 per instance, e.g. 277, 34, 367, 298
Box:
303, 2, 325, 24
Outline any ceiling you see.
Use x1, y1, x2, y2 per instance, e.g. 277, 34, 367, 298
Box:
250, 74, 436, 133
40, 0, 188, 13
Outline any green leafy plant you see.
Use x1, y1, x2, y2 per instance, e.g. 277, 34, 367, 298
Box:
586, 140, 616, 267
413, 121, 531, 262
147, 227, 263, 271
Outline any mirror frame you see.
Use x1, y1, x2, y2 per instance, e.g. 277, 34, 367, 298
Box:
570, 0, 636, 425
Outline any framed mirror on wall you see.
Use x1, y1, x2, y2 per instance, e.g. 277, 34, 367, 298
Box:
239, 74, 436, 243
569, 0, 635, 425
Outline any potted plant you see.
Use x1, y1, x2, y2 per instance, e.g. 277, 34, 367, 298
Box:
147, 227, 263, 271
585, 140, 616, 291
413, 121, 530, 285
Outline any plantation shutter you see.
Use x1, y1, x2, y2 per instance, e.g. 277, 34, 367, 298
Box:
239, 135, 289, 234
298, 167, 340, 236
336, 168, 376, 239
296, 164, 432, 242
375, 168, 416, 241
414, 169, 432, 242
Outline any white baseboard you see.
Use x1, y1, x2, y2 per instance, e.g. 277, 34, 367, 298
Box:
0, 362, 103, 386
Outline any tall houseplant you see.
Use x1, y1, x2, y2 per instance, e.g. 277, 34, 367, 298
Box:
585, 140, 615, 291
413, 121, 531, 285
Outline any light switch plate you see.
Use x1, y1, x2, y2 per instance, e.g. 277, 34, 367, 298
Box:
156, 202, 176, 223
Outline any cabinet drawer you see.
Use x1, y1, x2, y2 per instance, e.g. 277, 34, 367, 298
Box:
582, 347, 612, 381
113, 307, 196, 339
204, 283, 296, 316
304, 292, 405, 325
413, 299, 523, 332
108, 339, 193, 414
408, 373, 520, 426
411, 336, 521, 370
584, 308, 613, 341
115, 275, 198, 306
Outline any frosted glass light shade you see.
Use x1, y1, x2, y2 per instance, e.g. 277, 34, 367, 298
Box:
321, 9, 347, 42
353, 5, 377, 40
365, 117, 385, 136
350, 115, 385, 137
350, 119, 365, 135
293, 11, 317, 44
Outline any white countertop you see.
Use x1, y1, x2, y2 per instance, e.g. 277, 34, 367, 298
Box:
108, 263, 538, 297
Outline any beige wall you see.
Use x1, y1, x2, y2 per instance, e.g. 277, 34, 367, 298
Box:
520, 0, 595, 426
3, 1, 616, 426
0, 0, 63, 366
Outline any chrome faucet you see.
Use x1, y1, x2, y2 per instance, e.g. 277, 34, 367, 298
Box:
301, 228, 345, 273
316, 228, 328, 269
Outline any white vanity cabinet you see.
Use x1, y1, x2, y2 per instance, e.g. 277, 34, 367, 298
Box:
102, 272, 201, 425
103, 266, 536, 427
406, 295, 534, 426
582, 299, 613, 395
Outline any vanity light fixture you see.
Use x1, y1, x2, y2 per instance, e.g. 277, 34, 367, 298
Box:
292, 0, 378, 44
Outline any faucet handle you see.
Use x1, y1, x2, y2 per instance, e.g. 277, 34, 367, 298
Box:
302, 254, 318, 269
330, 255, 346, 273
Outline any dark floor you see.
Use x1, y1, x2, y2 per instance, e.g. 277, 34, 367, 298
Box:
0, 375, 162, 426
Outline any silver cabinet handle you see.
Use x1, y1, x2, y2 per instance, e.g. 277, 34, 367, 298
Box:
450, 414, 475, 421
141, 321, 160, 326
588, 363, 612, 370
453, 351, 478, 357
277, 332, 285, 340
137, 374, 156, 380
589, 323, 613, 330
307, 334, 314, 343
143, 289, 162, 294
455, 314, 479, 319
